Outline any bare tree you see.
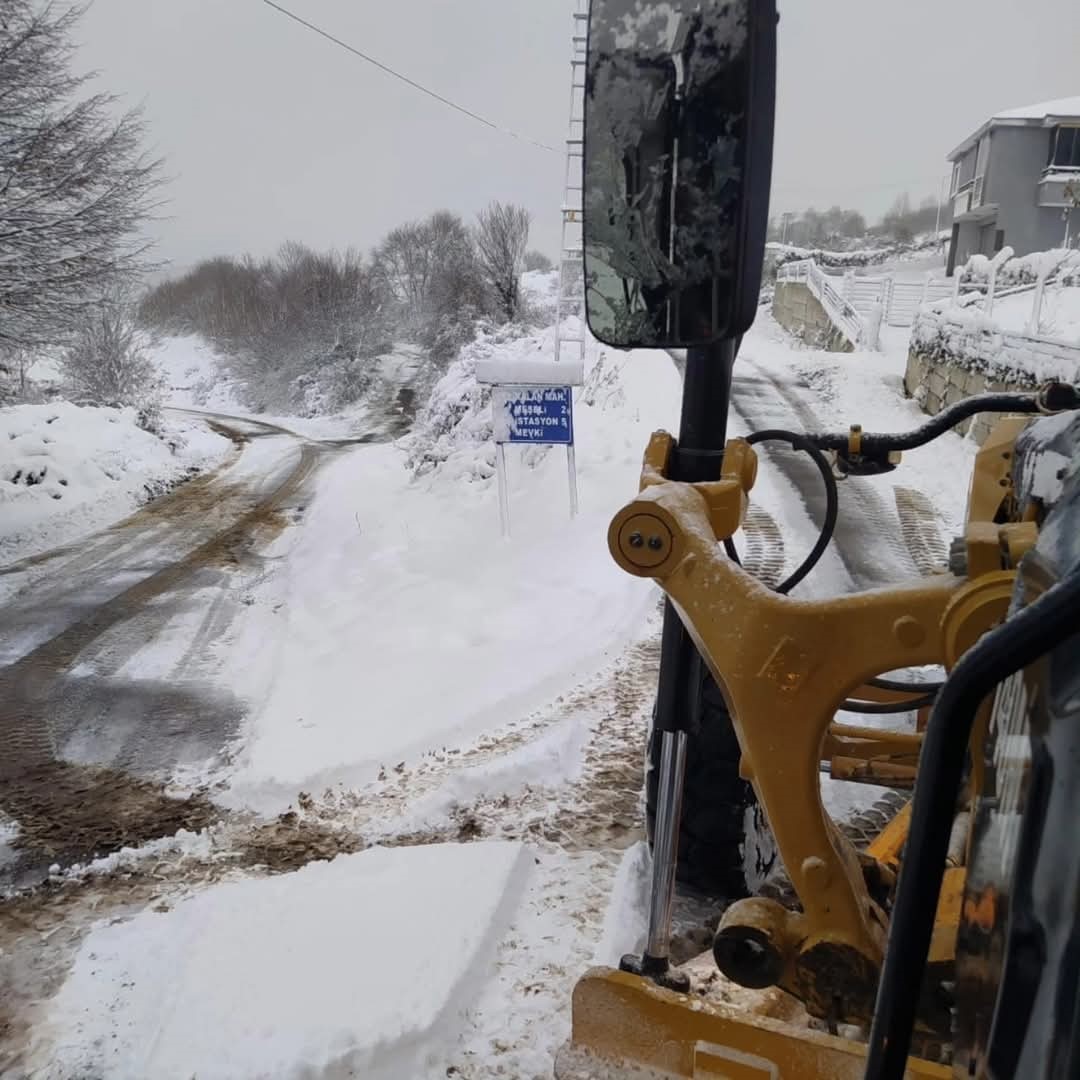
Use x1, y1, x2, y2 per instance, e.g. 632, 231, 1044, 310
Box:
62, 300, 162, 408
0, 346, 33, 401
0, 1, 164, 349
475, 202, 531, 321
373, 222, 434, 313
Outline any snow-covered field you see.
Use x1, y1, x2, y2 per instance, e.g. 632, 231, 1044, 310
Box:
0, 402, 231, 565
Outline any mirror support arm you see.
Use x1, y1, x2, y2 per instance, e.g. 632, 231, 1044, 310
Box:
620, 337, 738, 989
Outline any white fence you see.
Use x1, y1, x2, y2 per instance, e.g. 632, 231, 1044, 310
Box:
776, 259, 866, 346
833, 270, 954, 328
777, 259, 965, 347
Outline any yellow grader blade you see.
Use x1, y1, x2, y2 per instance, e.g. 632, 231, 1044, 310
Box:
554, 968, 951, 1080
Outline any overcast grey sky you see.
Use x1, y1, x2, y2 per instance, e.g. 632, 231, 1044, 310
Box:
77, 0, 1080, 270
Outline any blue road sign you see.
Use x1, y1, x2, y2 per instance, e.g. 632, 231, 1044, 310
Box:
493, 385, 574, 445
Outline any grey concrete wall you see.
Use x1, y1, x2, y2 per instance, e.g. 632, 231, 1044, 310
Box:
771, 281, 854, 353
955, 144, 979, 188
985, 127, 1067, 255
953, 220, 986, 265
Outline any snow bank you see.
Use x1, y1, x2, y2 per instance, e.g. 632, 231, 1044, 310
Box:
30, 842, 531, 1080
958, 247, 1080, 289
766, 242, 896, 269
226, 324, 680, 807
0, 402, 231, 564
521, 268, 560, 325
912, 306, 1080, 385
475, 355, 584, 386
384, 715, 594, 839
592, 841, 651, 965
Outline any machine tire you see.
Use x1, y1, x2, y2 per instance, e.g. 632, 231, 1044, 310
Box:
645, 667, 777, 899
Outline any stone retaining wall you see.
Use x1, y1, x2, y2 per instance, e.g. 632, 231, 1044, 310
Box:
772, 281, 854, 353
904, 310, 1080, 445
903, 350, 1021, 444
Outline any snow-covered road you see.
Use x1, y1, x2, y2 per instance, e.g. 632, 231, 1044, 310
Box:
0, 411, 348, 890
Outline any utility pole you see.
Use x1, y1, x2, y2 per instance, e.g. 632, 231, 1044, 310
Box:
781, 211, 793, 244
934, 174, 947, 239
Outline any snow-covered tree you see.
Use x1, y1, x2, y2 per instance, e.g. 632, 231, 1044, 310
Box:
475, 202, 530, 321
0, 0, 163, 349
523, 250, 553, 272
0, 346, 31, 402
61, 301, 162, 409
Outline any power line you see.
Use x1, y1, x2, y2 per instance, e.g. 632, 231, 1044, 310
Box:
258, 0, 557, 153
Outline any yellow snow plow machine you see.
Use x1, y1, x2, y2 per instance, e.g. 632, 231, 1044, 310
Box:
555, 3, 1080, 1078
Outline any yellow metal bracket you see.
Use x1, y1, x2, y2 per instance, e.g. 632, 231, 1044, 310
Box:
609, 430, 1026, 1020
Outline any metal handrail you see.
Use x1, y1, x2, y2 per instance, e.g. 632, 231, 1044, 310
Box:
778, 259, 865, 345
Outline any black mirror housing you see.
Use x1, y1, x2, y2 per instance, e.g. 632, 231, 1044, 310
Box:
583, 0, 777, 349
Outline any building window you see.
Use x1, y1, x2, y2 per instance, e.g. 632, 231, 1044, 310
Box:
1048, 126, 1080, 169
951, 160, 962, 194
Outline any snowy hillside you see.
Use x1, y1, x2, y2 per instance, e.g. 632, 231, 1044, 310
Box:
224, 312, 682, 807
152, 335, 245, 412
0, 403, 230, 565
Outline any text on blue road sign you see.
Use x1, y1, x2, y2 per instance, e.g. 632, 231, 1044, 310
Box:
493, 385, 574, 445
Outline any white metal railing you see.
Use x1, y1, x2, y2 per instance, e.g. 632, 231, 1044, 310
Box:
835, 270, 955, 328
952, 174, 987, 216
777, 259, 865, 345
778, 259, 967, 336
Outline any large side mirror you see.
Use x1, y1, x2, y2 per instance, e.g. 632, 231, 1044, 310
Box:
583, 0, 777, 349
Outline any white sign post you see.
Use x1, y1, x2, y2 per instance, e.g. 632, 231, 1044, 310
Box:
491, 384, 577, 538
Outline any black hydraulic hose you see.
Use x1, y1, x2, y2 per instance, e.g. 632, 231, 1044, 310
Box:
838, 691, 941, 717
840, 692, 939, 715
864, 568, 1080, 1080
741, 429, 839, 595
868, 674, 945, 695
810, 390, 1053, 456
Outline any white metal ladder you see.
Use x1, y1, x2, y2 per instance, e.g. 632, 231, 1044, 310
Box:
552, 0, 588, 370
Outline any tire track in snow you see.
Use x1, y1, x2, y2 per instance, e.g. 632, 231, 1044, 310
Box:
732, 360, 922, 591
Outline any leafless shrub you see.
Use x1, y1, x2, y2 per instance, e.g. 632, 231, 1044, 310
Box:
61, 301, 163, 415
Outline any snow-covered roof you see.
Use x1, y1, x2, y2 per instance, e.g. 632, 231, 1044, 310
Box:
948, 94, 1080, 160
993, 95, 1080, 122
